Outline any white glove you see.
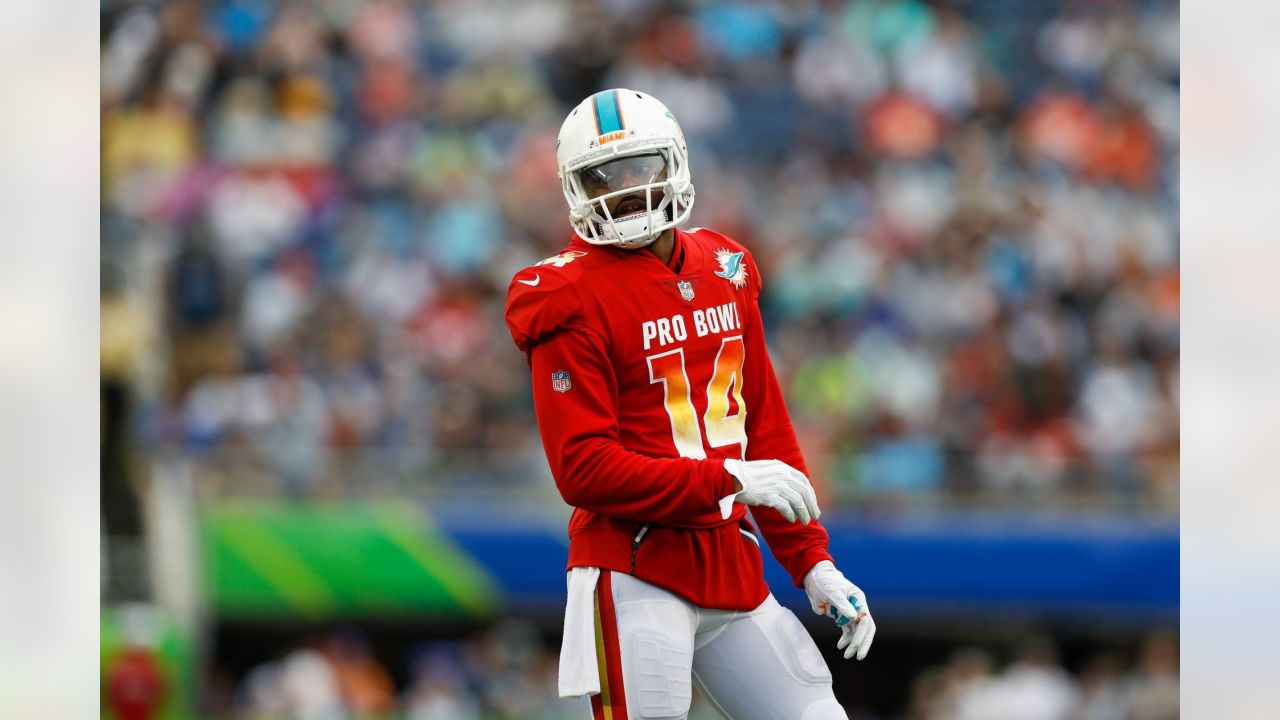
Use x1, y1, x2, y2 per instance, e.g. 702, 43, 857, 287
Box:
803, 560, 876, 661
723, 459, 820, 525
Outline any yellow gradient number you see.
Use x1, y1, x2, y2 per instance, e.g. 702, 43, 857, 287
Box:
646, 336, 747, 458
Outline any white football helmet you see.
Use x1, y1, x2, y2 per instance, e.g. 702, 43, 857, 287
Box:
556, 89, 695, 249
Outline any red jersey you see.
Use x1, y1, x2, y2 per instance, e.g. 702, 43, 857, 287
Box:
505, 227, 832, 611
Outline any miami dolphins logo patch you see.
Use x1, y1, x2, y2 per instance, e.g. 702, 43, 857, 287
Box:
714, 248, 748, 289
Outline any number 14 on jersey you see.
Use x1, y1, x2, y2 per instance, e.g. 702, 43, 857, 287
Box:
646, 336, 747, 459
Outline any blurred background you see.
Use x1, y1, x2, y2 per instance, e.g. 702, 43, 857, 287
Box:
99, 0, 1178, 718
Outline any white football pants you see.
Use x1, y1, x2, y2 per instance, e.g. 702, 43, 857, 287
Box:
583, 570, 847, 720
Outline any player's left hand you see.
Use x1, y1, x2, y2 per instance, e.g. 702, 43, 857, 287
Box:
802, 560, 876, 661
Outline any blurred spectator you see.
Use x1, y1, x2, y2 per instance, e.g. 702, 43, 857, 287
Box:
1123, 632, 1179, 720
910, 647, 997, 719
403, 652, 480, 720
103, 605, 170, 720
322, 629, 397, 718
279, 646, 347, 720
238, 638, 347, 720
1072, 653, 1128, 720
984, 637, 1081, 720
105, 646, 167, 720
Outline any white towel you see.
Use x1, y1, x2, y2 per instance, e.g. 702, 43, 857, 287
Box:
558, 566, 602, 698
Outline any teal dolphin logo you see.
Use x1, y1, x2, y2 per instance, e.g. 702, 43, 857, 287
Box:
714, 249, 748, 289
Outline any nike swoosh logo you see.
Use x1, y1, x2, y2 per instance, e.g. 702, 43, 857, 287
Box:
517, 275, 541, 286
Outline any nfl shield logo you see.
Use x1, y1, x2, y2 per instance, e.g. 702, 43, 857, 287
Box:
551, 370, 572, 393
677, 280, 695, 302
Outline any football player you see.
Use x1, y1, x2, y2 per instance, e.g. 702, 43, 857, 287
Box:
505, 89, 876, 720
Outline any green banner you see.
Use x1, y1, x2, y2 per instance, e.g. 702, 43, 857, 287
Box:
202, 501, 496, 619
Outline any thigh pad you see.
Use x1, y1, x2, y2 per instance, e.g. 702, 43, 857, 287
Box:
751, 598, 833, 687
627, 628, 693, 719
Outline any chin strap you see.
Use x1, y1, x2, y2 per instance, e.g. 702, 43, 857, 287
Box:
603, 209, 665, 248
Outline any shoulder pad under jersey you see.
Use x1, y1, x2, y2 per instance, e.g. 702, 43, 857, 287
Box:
504, 248, 593, 352
685, 226, 763, 294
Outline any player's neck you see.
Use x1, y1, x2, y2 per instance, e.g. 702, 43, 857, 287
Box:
644, 228, 677, 265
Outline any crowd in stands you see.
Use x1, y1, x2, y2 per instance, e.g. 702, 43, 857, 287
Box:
210, 625, 1178, 719
101, 0, 1179, 511
907, 633, 1178, 720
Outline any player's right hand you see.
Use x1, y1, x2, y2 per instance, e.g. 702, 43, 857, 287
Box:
723, 459, 820, 524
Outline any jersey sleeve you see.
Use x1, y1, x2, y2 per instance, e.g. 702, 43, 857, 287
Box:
505, 266, 579, 354
528, 324, 739, 525
738, 251, 834, 588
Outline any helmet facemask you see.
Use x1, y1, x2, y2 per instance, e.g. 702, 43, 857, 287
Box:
561, 138, 694, 249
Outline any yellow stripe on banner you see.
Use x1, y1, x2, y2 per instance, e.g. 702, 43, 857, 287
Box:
368, 504, 496, 615
594, 588, 612, 720
218, 518, 337, 618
